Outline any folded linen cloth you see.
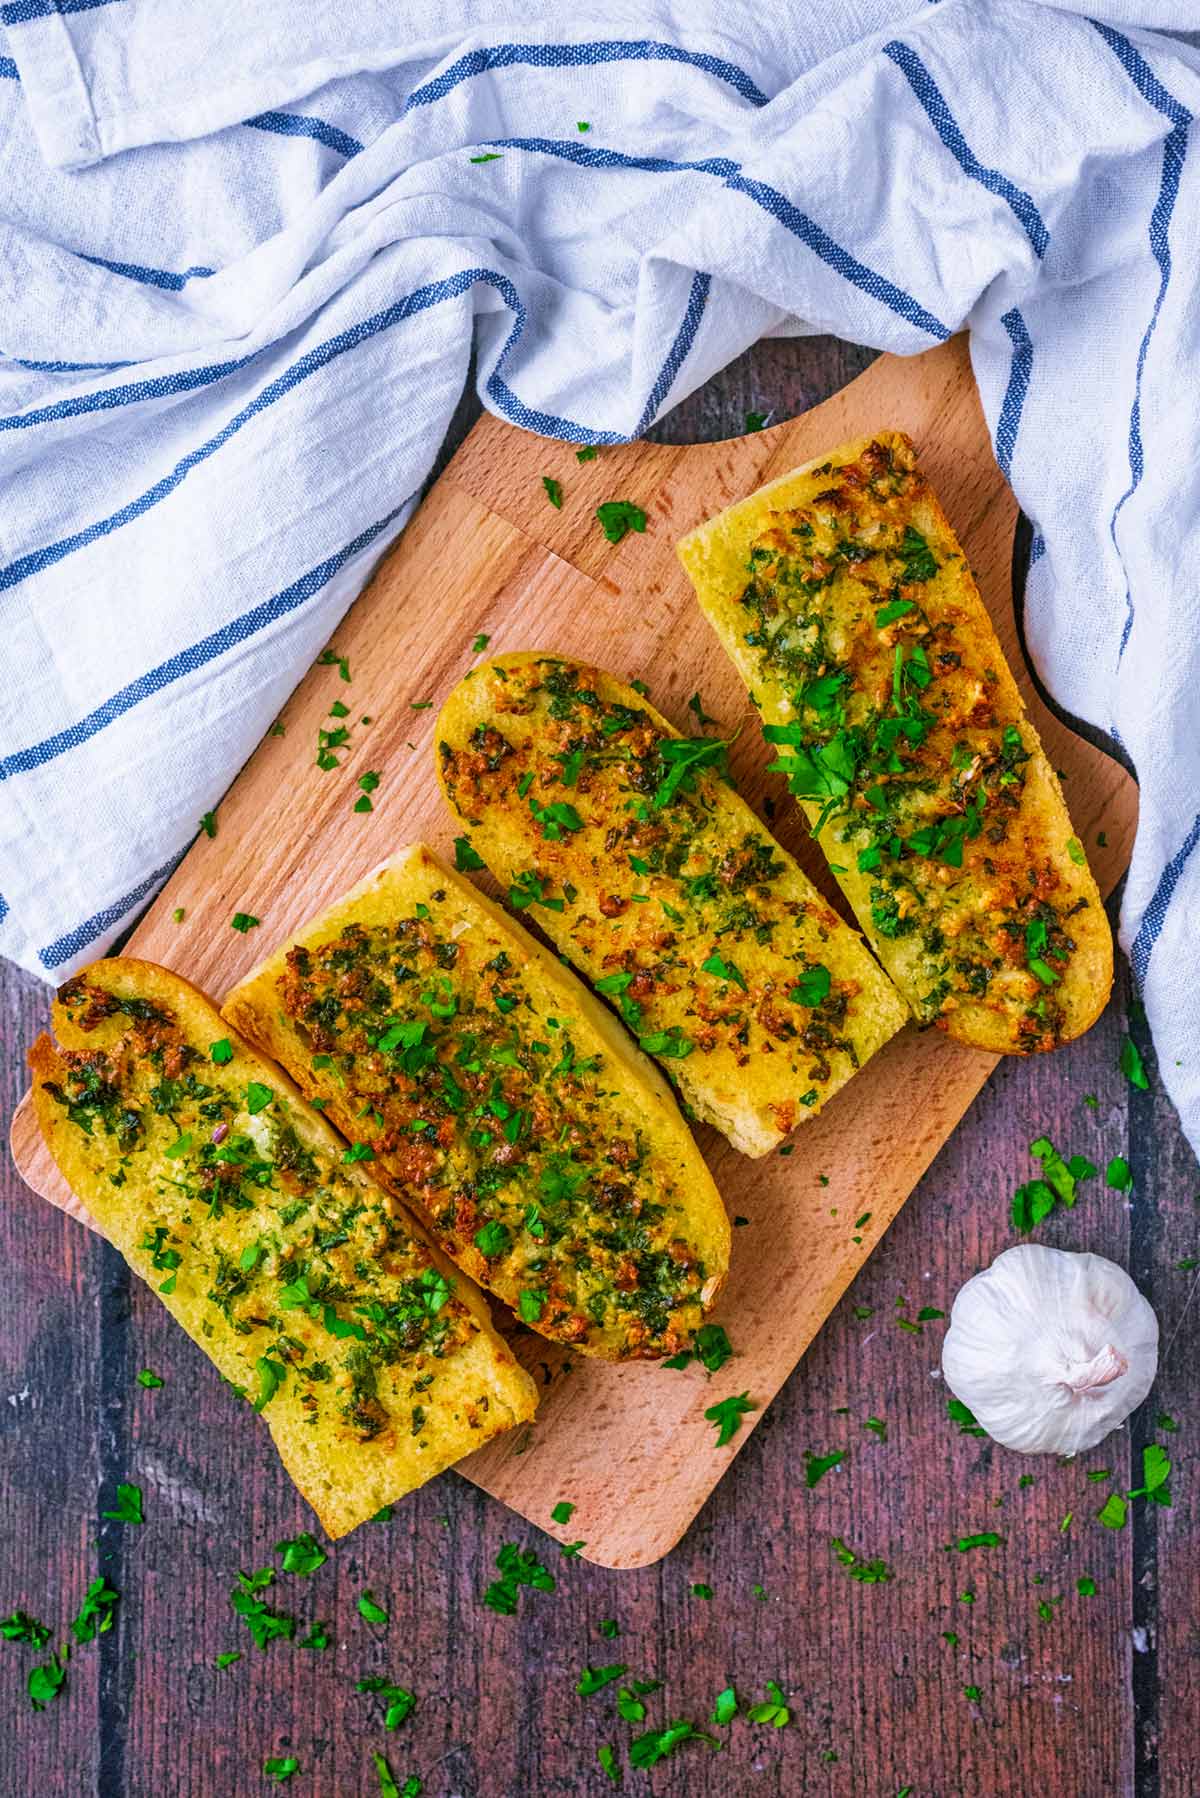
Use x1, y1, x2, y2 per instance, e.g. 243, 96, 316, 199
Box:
2, 1, 1199, 1147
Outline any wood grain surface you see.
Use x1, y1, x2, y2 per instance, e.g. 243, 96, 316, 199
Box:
1, 337, 1195, 1798
8, 334, 1136, 1573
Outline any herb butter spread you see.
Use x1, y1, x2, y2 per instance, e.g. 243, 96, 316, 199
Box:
223, 847, 729, 1361
678, 431, 1112, 1054
31, 960, 537, 1535
437, 654, 906, 1156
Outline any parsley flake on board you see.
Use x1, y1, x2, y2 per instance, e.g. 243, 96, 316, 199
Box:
597, 1745, 620, 1785
318, 648, 351, 681
230, 912, 260, 933
595, 500, 647, 545
264, 1758, 299, 1783
27, 1650, 67, 1711
551, 1501, 575, 1524
199, 811, 217, 838
298, 1622, 331, 1650
101, 1482, 143, 1525
1107, 1156, 1133, 1192
691, 1582, 713, 1600
482, 1542, 556, 1615
542, 476, 564, 509
274, 1532, 327, 1577
1097, 1493, 1128, 1530
744, 410, 768, 432
949, 1532, 1003, 1552
230, 1570, 295, 1651
713, 1685, 738, 1725
704, 1391, 756, 1447
1011, 1134, 1096, 1231
373, 1753, 420, 1798
576, 445, 598, 462
453, 835, 485, 872
214, 1650, 241, 1670
70, 1577, 119, 1644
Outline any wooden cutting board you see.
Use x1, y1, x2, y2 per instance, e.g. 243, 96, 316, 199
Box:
8, 335, 1136, 1568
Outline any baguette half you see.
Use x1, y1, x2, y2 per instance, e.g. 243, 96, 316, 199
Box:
223, 845, 729, 1361
436, 652, 908, 1155
678, 431, 1112, 1052
31, 958, 537, 1537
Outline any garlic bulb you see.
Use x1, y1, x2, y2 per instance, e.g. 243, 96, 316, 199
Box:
942, 1244, 1158, 1455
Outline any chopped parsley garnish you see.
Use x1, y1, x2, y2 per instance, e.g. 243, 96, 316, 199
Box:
210, 1038, 234, 1064
691, 1582, 713, 1600
542, 476, 564, 509
652, 733, 731, 808
1097, 1493, 1127, 1530
101, 1482, 143, 1525
231, 912, 260, 933
253, 1356, 287, 1411
713, 1685, 738, 1725
1011, 1134, 1096, 1231
704, 1391, 756, 1448
245, 1081, 273, 1116
949, 1532, 1003, 1552
629, 1720, 718, 1768
356, 1675, 417, 1729
744, 410, 768, 432
898, 524, 938, 582
688, 691, 717, 727
518, 1288, 547, 1324
318, 648, 351, 681
136, 1369, 163, 1389
482, 1542, 556, 1614
700, 952, 746, 990
1107, 1156, 1133, 1192
639, 1026, 693, 1060
789, 964, 831, 1007
595, 500, 647, 545
746, 1680, 790, 1727
804, 1450, 844, 1488
470, 151, 503, 163
472, 632, 490, 653
597, 1744, 620, 1784
264, 1759, 299, 1783
453, 835, 485, 872
576, 446, 598, 463
230, 1571, 294, 1651
70, 1575, 119, 1644
1077, 1576, 1097, 1596
2, 1610, 50, 1646
27, 1650, 67, 1711
577, 1662, 627, 1695
875, 597, 915, 628
551, 1501, 575, 1524
831, 1537, 893, 1583
946, 1397, 986, 1437
199, 811, 217, 838
274, 1532, 327, 1577
357, 1590, 389, 1625
343, 1142, 375, 1163
1120, 1036, 1149, 1090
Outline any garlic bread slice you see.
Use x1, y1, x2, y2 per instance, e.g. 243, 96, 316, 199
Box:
31, 958, 537, 1537
436, 653, 908, 1155
223, 846, 729, 1361
678, 431, 1112, 1052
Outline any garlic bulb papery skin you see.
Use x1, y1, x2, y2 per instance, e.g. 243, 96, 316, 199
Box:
941, 1244, 1159, 1456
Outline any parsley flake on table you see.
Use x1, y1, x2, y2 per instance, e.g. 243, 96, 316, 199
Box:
559, 1540, 585, 1559
1129, 1442, 1172, 1506
1107, 1155, 1133, 1192
542, 475, 564, 509
373, 1753, 417, 1798
231, 912, 260, 933
597, 1745, 620, 1785
744, 410, 768, 432
136, 1369, 163, 1389
274, 1532, 327, 1578
214, 1650, 241, 1670
947, 1397, 986, 1436
712, 1685, 738, 1726
576, 446, 598, 464
598, 1618, 619, 1638
482, 1542, 556, 1615
1120, 1035, 1149, 1089
949, 1532, 1003, 1552
199, 811, 217, 838
27, 1650, 67, 1711
358, 1590, 389, 1626
577, 120, 591, 132
746, 1679, 790, 1728
804, 1449, 844, 1488
230, 1569, 295, 1652
71, 1576, 119, 1644
172, 907, 185, 923
577, 1662, 627, 1696
864, 1416, 887, 1441
2, 1610, 51, 1647
704, 1391, 756, 1447
318, 648, 351, 681
1011, 1133, 1096, 1230
551, 1501, 575, 1524
1097, 1493, 1128, 1530
595, 499, 647, 545
453, 835, 485, 872
629, 1720, 718, 1768
688, 690, 718, 727
357, 1676, 417, 1729
691, 1582, 713, 1600
298, 1622, 331, 1650
264, 1758, 299, 1782
831, 1537, 893, 1583
1077, 1576, 1097, 1596
101, 1482, 143, 1525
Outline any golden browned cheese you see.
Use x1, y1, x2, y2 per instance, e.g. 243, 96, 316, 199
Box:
678, 431, 1112, 1053
436, 654, 908, 1155
223, 847, 730, 1361
30, 958, 537, 1537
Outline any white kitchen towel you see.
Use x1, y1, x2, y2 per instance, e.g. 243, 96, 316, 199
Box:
2, 3, 1199, 1142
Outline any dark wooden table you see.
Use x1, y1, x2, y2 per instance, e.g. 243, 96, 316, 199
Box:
3, 341, 1196, 1798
